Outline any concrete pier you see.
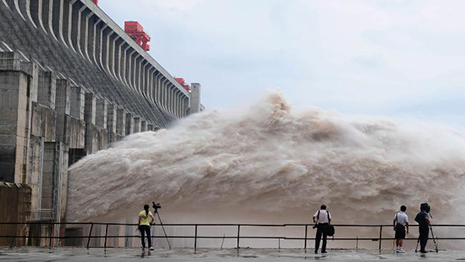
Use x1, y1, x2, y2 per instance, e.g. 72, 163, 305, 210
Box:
106, 102, 117, 143
0, 52, 35, 183
116, 108, 126, 137
133, 116, 141, 133
125, 112, 134, 136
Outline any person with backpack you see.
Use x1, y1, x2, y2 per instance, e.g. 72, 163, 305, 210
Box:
393, 205, 409, 253
312, 204, 332, 254
138, 204, 155, 251
414, 203, 431, 253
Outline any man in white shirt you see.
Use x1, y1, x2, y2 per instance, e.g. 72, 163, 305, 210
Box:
393, 205, 409, 253
313, 205, 332, 254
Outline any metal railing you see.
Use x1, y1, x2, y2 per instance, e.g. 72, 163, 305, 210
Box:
1, 222, 465, 251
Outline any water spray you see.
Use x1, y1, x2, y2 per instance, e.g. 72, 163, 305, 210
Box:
67, 91, 465, 250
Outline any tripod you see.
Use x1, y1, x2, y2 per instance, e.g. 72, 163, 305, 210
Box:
152, 202, 172, 250
429, 213, 439, 253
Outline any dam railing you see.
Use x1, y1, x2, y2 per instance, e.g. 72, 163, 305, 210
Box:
1, 222, 465, 251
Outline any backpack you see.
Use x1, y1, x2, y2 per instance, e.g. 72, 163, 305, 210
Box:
327, 224, 335, 237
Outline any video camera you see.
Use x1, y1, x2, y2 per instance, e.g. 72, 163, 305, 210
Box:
152, 202, 161, 211
420, 202, 430, 213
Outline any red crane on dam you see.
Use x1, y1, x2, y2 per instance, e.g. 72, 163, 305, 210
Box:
124, 21, 151, 52
92, 1, 151, 52
175, 78, 191, 92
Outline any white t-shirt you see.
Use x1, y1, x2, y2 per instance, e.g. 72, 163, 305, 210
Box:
394, 211, 409, 226
313, 210, 331, 224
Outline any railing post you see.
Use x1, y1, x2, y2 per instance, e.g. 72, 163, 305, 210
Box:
304, 225, 308, 250
87, 223, 94, 250
379, 225, 383, 252
236, 225, 241, 249
48, 222, 53, 248
194, 224, 198, 250
104, 224, 109, 253
9, 223, 16, 248
23, 222, 27, 246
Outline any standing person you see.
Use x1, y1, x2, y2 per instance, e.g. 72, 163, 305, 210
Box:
138, 204, 155, 251
414, 203, 431, 253
393, 205, 409, 253
313, 205, 332, 254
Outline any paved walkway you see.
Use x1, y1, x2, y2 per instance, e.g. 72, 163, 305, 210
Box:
1, 247, 464, 261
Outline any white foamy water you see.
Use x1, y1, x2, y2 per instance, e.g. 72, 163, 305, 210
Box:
68, 91, 465, 231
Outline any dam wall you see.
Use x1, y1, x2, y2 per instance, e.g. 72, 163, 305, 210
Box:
0, 0, 203, 224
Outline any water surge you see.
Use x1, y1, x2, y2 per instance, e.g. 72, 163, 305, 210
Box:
67, 91, 465, 230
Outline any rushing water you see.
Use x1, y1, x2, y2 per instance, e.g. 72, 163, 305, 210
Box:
68, 90, 465, 233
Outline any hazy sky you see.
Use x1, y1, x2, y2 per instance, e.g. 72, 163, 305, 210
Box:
100, 0, 465, 127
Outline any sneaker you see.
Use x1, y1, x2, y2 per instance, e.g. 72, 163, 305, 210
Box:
420, 250, 428, 254
398, 248, 405, 253
321, 251, 327, 254
314, 250, 318, 254
149, 247, 154, 251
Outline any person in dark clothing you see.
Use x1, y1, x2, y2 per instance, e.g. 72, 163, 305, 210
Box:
313, 205, 332, 254
414, 203, 431, 253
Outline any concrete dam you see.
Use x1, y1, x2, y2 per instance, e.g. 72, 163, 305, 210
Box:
0, 0, 202, 226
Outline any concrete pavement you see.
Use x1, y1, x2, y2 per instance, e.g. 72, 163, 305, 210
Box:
1, 247, 464, 261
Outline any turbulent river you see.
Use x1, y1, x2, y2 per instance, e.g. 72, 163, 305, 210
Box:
67, 90, 465, 235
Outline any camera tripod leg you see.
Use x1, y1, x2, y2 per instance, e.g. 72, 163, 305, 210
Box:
155, 211, 172, 250
429, 226, 439, 253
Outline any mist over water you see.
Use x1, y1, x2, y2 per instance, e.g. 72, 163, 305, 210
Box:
68, 90, 465, 230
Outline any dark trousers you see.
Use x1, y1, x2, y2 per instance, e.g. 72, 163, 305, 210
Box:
315, 223, 329, 252
419, 226, 429, 252
139, 225, 152, 248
